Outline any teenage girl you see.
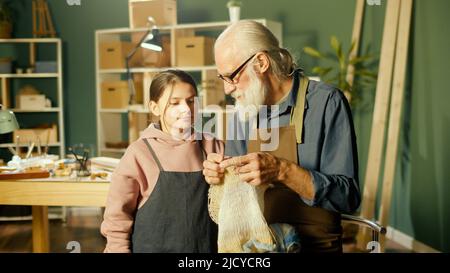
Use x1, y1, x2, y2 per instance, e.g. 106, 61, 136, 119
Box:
101, 70, 224, 253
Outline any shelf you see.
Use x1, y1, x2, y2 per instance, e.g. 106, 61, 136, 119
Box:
96, 26, 173, 35
95, 19, 274, 34
0, 37, 66, 161
0, 38, 61, 43
11, 108, 61, 113
99, 65, 217, 74
0, 143, 61, 148
101, 148, 127, 153
99, 108, 128, 113
172, 20, 245, 31
99, 106, 150, 114
0, 73, 59, 78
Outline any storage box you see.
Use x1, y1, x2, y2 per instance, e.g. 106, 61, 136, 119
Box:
13, 124, 58, 144
201, 81, 225, 107
101, 81, 130, 109
201, 70, 225, 106
17, 94, 47, 110
0, 58, 12, 73
131, 34, 171, 67
176, 36, 215, 67
35, 61, 58, 73
129, 0, 177, 28
99, 41, 134, 69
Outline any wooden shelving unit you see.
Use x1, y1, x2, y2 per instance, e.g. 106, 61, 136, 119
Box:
95, 19, 282, 158
0, 38, 65, 159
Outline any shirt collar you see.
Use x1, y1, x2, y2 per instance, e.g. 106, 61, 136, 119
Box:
268, 69, 307, 119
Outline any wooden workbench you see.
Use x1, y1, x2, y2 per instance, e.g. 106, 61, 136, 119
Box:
0, 176, 110, 253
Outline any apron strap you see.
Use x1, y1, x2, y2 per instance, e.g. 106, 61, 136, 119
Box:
143, 138, 164, 172
290, 76, 309, 144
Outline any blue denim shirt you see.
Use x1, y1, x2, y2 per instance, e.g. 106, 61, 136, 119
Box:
225, 71, 361, 214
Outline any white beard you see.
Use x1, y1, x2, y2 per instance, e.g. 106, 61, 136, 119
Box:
234, 68, 268, 123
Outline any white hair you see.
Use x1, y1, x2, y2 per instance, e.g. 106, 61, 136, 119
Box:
215, 20, 296, 81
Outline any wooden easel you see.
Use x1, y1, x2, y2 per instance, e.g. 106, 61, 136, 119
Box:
32, 0, 56, 38
339, 0, 365, 241
346, 0, 365, 96
357, 0, 414, 251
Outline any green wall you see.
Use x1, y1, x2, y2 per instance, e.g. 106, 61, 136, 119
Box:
6, 0, 450, 252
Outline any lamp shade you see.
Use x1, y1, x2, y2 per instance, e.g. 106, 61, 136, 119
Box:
0, 108, 19, 134
141, 29, 162, 52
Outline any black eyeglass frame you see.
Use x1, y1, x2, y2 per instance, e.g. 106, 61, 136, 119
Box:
217, 53, 257, 84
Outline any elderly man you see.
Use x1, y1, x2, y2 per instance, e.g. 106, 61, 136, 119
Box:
203, 20, 361, 253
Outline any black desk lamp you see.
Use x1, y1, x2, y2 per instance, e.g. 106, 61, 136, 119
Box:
126, 16, 162, 105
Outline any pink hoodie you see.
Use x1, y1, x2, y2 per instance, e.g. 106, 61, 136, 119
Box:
100, 124, 224, 253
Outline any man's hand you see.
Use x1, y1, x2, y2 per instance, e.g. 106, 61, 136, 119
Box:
219, 152, 283, 186
203, 153, 226, 184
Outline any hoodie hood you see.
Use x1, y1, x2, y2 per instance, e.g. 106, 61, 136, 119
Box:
140, 123, 201, 147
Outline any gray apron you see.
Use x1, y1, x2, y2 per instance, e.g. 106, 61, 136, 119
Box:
131, 138, 217, 253
249, 75, 343, 253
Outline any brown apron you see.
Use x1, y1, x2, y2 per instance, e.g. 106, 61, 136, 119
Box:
248, 76, 343, 253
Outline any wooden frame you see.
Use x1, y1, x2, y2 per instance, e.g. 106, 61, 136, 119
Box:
378, 0, 414, 248
357, 0, 414, 250
345, 0, 365, 89
32, 0, 56, 38
357, 0, 401, 248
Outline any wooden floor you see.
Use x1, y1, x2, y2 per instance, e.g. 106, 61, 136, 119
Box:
0, 207, 106, 253
0, 207, 411, 253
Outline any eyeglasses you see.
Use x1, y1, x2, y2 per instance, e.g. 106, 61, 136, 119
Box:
217, 53, 256, 84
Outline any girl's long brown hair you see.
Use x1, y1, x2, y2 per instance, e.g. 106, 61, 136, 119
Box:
149, 70, 197, 103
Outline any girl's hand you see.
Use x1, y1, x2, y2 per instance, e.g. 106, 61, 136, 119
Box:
203, 153, 226, 184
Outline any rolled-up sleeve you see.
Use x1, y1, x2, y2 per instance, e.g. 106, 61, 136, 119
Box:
301, 90, 361, 214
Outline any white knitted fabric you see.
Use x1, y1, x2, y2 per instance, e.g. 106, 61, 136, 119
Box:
208, 168, 276, 253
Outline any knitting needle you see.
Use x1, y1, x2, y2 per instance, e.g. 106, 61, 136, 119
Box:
37, 137, 42, 156
45, 128, 50, 155
8, 146, 16, 156
26, 142, 35, 159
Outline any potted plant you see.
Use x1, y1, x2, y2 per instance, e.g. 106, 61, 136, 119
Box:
303, 36, 378, 108
227, 0, 242, 23
0, 0, 13, 38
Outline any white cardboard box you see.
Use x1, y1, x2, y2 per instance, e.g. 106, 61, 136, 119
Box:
17, 94, 46, 109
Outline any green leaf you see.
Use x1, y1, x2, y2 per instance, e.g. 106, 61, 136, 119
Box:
350, 55, 375, 65
330, 36, 344, 68
312, 66, 333, 77
355, 69, 378, 79
324, 52, 339, 62
303, 47, 324, 59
